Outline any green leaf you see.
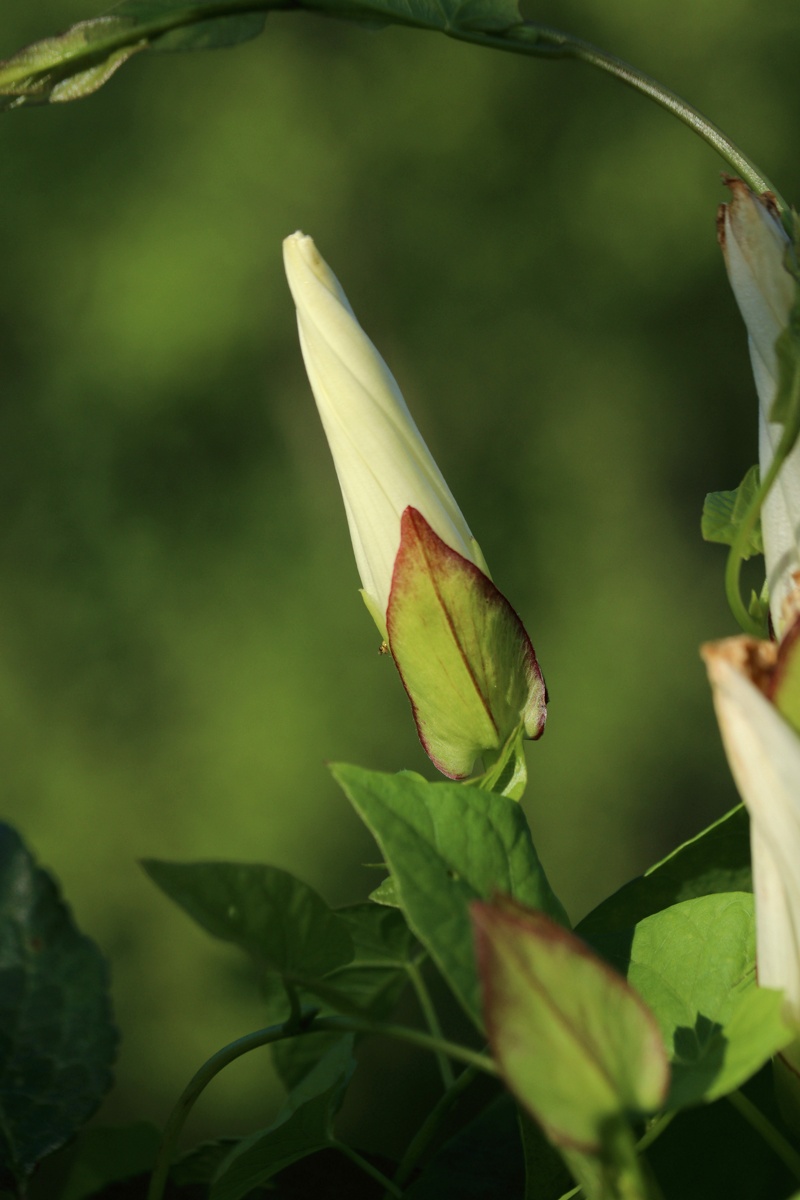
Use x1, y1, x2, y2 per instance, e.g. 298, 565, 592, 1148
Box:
332, 764, 568, 1024
0, 17, 146, 110
577, 804, 751, 941
472, 897, 669, 1154
701, 465, 763, 557
0, 4, 268, 110
387, 508, 546, 779
308, 0, 520, 32
0, 824, 117, 1190
0, 0, 520, 110
270, 903, 417, 1092
150, 13, 267, 51
142, 859, 354, 984
600, 892, 794, 1108
210, 1036, 356, 1200
60, 1123, 160, 1200
308, 902, 419, 1016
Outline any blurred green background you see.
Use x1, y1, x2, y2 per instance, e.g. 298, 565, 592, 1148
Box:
1, 0, 798, 1161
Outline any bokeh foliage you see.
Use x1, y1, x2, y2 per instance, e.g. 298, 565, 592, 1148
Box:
1, 0, 799, 1155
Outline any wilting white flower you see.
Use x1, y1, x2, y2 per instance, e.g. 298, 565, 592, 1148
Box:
283, 231, 484, 637
719, 181, 800, 634
702, 636, 800, 1026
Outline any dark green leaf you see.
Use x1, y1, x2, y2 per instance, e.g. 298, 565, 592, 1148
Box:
150, 13, 267, 51
577, 805, 750, 941
647, 1067, 798, 1200
404, 1095, 528, 1200
269, 903, 417, 1089
0, 824, 117, 1189
701, 465, 763, 557
142, 860, 354, 984
171, 1138, 239, 1186
60, 1123, 160, 1200
210, 1036, 355, 1200
517, 1110, 572, 1200
271, 1029, 348, 1094
306, 902, 418, 1016
307, 0, 519, 32
332, 764, 568, 1025
0, 0, 521, 111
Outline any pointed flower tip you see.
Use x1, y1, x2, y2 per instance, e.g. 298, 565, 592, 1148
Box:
283, 233, 476, 630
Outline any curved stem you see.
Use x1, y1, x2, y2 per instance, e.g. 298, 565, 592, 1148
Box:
146, 1021, 294, 1200
332, 1141, 404, 1197
446, 21, 785, 213
146, 1013, 497, 1200
314, 1013, 498, 1075
726, 1088, 800, 1181
635, 1110, 676, 1154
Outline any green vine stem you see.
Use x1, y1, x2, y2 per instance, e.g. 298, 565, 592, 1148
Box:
146, 1013, 497, 1200
387, 1066, 480, 1195
1, 5, 784, 217
146, 1021, 293, 1200
726, 1088, 800, 1182
313, 1013, 498, 1075
405, 959, 456, 1090
332, 1141, 404, 1197
497, 24, 786, 213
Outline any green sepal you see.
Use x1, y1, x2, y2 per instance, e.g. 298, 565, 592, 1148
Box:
472, 897, 669, 1154
470, 722, 529, 800
748, 580, 771, 630
387, 507, 546, 779
701, 465, 763, 558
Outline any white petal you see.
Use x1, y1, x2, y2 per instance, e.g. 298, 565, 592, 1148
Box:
721, 186, 800, 633
703, 637, 800, 1021
284, 232, 475, 620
